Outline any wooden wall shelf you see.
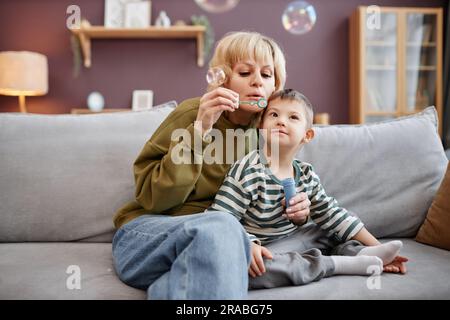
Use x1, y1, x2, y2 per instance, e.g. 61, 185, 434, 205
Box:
70, 25, 206, 67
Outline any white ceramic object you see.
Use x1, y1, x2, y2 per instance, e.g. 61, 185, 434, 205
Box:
155, 11, 170, 27
87, 91, 105, 112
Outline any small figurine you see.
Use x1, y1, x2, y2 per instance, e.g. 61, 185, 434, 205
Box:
155, 11, 171, 28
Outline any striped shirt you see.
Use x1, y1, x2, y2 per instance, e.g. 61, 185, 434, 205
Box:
209, 150, 364, 245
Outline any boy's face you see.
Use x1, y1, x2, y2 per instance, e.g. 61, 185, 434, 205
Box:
260, 98, 314, 151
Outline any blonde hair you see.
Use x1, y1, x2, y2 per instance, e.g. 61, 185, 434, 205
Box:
208, 31, 286, 92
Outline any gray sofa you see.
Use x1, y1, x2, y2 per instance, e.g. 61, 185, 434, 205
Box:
0, 103, 449, 299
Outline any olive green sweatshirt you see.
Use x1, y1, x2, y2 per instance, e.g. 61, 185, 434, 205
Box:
113, 97, 258, 228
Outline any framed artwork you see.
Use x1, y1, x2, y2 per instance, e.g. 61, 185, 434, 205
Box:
132, 90, 154, 111
104, 0, 135, 28
125, 1, 151, 28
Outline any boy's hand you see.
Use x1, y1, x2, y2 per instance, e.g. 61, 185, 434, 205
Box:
281, 192, 311, 225
383, 255, 408, 274
249, 242, 273, 278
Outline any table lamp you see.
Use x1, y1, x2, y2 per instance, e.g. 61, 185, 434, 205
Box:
0, 51, 48, 113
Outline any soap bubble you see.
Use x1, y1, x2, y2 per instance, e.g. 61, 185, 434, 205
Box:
206, 67, 226, 87
195, 0, 240, 13
282, 1, 317, 35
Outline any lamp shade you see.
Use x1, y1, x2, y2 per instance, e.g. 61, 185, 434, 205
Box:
0, 51, 48, 96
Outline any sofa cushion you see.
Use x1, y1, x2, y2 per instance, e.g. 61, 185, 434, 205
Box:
0, 101, 176, 242
415, 162, 450, 250
1, 239, 448, 299
248, 238, 450, 299
296, 107, 448, 238
0, 242, 145, 299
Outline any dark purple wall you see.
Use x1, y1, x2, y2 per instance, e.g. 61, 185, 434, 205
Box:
0, 0, 446, 123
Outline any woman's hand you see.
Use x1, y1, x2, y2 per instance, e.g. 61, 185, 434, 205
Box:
249, 242, 273, 278
195, 87, 239, 135
281, 192, 311, 225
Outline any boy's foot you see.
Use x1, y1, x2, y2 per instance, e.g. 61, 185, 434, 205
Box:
357, 240, 403, 265
331, 255, 383, 275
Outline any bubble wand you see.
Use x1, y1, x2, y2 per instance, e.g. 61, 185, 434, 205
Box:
206, 67, 268, 108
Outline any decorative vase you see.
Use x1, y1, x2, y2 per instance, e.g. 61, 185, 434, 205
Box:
155, 11, 171, 27
87, 91, 105, 112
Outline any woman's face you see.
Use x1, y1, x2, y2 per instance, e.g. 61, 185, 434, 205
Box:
226, 58, 276, 112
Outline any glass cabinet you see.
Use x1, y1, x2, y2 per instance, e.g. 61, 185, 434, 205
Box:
349, 6, 443, 134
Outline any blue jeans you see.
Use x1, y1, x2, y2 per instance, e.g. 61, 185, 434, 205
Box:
112, 211, 251, 299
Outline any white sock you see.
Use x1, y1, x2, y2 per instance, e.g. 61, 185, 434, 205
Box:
357, 240, 403, 265
331, 255, 383, 276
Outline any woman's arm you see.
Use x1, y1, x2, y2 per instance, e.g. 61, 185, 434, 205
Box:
134, 86, 240, 214
133, 99, 209, 214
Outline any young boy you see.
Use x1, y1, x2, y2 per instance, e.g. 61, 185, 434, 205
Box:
209, 89, 408, 289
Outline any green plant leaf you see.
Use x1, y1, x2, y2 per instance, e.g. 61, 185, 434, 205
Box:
191, 15, 215, 63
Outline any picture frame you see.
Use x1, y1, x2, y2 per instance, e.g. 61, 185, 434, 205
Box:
132, 90, 154, 111
104, 0, 135, 28
125, 1, 151, 28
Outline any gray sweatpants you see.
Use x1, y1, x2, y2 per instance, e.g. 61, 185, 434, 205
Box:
249, 222, 365, 289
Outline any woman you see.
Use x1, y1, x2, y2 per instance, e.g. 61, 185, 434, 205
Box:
112, 31, 311, 299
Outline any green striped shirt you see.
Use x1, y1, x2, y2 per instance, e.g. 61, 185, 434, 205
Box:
209, 150, 364, 245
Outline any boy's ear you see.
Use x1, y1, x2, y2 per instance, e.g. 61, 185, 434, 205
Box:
304, 128, 315, 143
